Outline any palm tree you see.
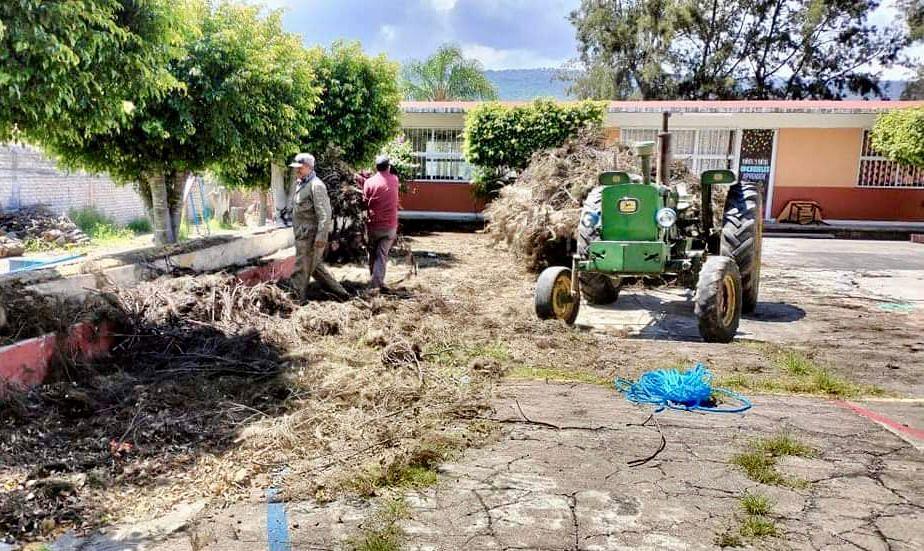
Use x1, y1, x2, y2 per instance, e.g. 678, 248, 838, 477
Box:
402, 44, 498, 101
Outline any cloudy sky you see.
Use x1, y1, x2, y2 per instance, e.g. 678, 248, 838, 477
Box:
264, 0, 919, 78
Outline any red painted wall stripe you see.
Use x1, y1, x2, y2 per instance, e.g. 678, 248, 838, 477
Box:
400, 181, 486, 213
0, 334, 56, 388
837, 400, 924, 441
771, 187, 924, 222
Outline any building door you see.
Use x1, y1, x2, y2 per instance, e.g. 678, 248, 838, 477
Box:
738, 129, 777, 219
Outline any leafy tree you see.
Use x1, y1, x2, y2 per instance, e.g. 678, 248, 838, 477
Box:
871, 107, 924, 168
569, 0, 905, 100
900, 1, 924, 99
47, 2, 320, 245
463, 100, 606, 196
900, 0, 924, 41
218, 40, 401, 206
902, 69, 924, 100
567, 0, 676, 100
0, 0, 186, 143
379, 136, 419, 183
302, 42, 401, 167
402, 44, 498, 101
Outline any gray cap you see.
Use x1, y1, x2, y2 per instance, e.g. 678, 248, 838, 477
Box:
289, 152, 315, 168
374, 154, 390, 166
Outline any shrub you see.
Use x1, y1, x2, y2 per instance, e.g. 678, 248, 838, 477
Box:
463, 99, 606, 172
69, 207, 134, 243
871, 108, 924, 167
126, 217, 153, 235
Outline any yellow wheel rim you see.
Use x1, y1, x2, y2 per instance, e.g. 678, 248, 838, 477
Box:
551, 274, 576, 320
720, 274, 737, 327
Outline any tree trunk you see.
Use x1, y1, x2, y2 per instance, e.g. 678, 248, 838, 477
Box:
270, 162, 288, 224
149, 171, 175, 245
168, 171, 186, 241
258, 189, 268, 226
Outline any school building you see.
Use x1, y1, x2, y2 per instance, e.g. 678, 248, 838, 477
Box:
398, 100, 924, 223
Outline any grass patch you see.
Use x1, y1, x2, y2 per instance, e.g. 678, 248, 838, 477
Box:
717, 492, 779, 546
715, 530, 744, 548
716, 347, 885, 398
731, 434, 816, 488
428, 340, 513, 369
507, 365, 611, 387
348, 496, 409, 551
775, 349, 815, 376
740, 491, 773, 516
70, 206, 136, 244
126, 217, 152, 234
739, 515, 778, 538
755, 434, 816, 458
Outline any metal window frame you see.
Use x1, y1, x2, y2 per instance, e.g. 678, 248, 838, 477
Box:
857, 130, 924, 189
620, 127, 740, 173
403, 128, 471, 182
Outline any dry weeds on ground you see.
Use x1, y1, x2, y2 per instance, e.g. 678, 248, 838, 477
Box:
1, 233, 909, 544
0, 235, 585, 543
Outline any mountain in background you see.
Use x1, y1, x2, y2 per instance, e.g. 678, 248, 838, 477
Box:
485, 69, 573, 101
485, 69, 910, 101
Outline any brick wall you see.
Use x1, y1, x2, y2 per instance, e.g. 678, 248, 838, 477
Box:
0, 144, 147, 224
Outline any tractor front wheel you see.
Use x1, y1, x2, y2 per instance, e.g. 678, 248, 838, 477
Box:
535, 267, 580, 324
695, 256, 742, 343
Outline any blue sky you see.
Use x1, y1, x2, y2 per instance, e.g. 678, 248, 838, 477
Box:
264, 0, 919, 78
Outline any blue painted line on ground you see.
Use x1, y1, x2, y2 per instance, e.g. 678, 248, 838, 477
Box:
266, 488, 291, 551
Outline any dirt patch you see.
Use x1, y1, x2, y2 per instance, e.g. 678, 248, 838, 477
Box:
2, 232, 920, 545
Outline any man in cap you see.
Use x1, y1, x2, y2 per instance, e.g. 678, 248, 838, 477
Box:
362, 154, 400, 290
289, 153, 350, 300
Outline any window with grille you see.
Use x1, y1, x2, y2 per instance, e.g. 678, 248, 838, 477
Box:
619, 128, 738, 173
402, 128, 472, 182
858, 131, 924, 188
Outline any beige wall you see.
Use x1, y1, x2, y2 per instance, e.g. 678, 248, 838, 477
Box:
774, 128, 863, 188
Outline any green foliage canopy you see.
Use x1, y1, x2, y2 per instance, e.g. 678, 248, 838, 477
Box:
402, 44, 498, 101
871, 108, 924, 168
302, 42, 402, 168
569, 0, 905, 100
47, 2, 319, 186
463, 100, 606, 171
379, 136, 419, 182
0, 0, 186, 143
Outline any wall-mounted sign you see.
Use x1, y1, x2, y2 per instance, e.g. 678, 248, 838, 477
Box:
738, 129, 775, 198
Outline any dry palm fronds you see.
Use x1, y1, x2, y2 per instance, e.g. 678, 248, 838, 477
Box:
486, 129, 719, 271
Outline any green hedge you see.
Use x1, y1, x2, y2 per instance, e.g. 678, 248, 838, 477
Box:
871, 107, 924, 167
463, 99, 606, 172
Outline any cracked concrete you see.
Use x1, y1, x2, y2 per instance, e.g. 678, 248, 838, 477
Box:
67, 381, 922, 550
398, 382, 923, 551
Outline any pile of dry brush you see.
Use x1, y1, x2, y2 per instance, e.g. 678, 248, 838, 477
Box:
486, 130, 725, 271
315, 150, 369, 265
1, 272, 492, 540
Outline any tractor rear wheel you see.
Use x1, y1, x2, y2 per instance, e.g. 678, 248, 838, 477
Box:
535, 266, 580, 324
579, 273, 619, 305
721, 181, 763, 313
695, 256, 742, 343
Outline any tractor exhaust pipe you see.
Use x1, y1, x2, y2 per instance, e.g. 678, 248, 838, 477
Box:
656, 112, 671, 187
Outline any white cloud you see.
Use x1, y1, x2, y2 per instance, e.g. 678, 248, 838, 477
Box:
461, 43, 565, 70
428, 0, 458, 11
379, 24, 398, 42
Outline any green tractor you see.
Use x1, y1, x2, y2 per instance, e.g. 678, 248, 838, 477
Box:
535, 132, 763, 343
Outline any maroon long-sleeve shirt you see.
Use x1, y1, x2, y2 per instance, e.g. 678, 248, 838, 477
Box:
362, 170, 400, 231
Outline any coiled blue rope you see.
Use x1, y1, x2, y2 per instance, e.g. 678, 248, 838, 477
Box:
615, 363, 751, 413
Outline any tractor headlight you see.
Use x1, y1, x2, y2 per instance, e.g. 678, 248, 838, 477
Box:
656, 208, 677, 228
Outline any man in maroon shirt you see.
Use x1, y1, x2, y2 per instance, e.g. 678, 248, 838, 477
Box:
363, 155, 400, 289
